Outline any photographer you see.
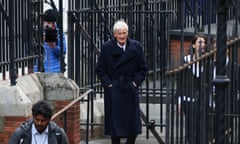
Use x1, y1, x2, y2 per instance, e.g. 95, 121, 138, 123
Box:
34, 9, 66, 73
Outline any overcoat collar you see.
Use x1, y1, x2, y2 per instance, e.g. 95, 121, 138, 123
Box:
111, 38, 137, 68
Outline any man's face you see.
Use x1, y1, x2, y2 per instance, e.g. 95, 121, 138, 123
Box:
193, 37, 206, 53
33, 114, 50, 133
114, 28, 128, 46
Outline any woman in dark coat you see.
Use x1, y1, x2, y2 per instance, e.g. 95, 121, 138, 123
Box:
176, 34, 208, 144
95, 20, 147, 144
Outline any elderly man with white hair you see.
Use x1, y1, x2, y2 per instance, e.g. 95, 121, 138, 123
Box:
95, 19, 148, 144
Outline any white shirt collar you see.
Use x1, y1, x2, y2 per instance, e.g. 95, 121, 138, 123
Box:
32, 123, 49, 144
117, 43, 126, 51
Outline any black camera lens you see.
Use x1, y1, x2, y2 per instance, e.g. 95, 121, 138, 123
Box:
45, 28, 57, 42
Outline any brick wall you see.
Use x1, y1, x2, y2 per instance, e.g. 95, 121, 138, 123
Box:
53, 100, 81, 144
0, 116, 30, 144
170, 38, 192, 67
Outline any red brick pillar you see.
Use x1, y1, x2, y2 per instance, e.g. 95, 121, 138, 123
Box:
0, 116, 30, 144
53, 100, 80, 144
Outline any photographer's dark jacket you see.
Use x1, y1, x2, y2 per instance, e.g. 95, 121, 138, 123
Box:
8, 119, 69, 144
95, 38, 147, 137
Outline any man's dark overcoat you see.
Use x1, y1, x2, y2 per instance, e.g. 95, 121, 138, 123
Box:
95, 38, 147, 137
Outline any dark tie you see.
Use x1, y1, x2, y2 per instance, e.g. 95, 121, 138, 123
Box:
120, 47, 124, 54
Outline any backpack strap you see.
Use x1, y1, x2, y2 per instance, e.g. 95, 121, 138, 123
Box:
54, 127, 63, 144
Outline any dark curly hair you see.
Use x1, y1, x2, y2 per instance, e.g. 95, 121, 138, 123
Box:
32, 100, 53, 119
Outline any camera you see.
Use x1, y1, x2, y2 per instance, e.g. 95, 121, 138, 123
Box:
44, 26, 58, 42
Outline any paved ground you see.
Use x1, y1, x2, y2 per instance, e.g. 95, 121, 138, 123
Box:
87, 137, 158, 144
80, 127, 160, 144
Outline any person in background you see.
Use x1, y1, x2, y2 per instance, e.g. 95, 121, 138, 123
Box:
177, 34, 208, 144
8, 100, 69, 144
95, 19, 148, 144
34, 9, 66, 73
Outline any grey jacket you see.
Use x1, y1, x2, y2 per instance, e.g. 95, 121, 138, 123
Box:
8, 119, 69, 144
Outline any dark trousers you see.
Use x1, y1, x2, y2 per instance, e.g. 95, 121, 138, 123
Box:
183, 101, 200, 144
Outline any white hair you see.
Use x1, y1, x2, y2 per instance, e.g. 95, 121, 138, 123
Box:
113, 20, 129, 32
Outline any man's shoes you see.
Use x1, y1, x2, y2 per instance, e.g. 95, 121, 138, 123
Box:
125, 135, 136, 144
111, 137, 120, 144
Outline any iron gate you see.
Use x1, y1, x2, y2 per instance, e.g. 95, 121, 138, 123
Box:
66, 0, 240, 144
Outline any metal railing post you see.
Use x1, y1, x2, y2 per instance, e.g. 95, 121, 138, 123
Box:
213, 1, 230, 143
9, 0, 16, 86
